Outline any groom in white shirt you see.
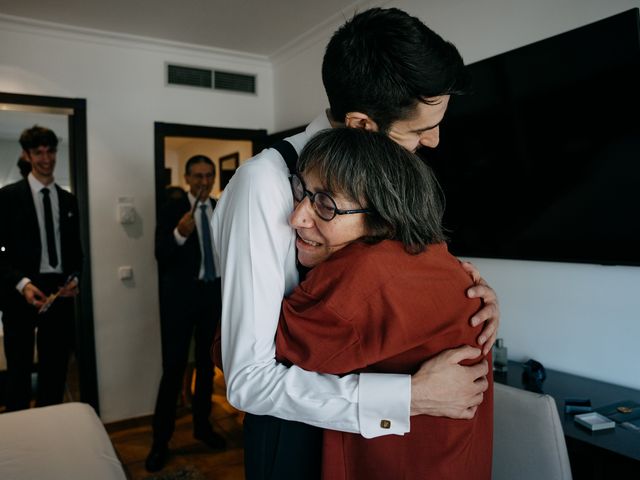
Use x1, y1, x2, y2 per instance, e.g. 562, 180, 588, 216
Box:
213, 7, 500, 478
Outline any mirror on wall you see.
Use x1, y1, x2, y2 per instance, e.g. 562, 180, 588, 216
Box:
0, 109, 70, 188
0, 92, 98, 412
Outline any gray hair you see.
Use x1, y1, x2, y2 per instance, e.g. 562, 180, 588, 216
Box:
297, 128, 446, 253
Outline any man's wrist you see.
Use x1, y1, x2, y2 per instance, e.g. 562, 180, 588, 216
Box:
173, 227, 187, 245
410, 375, 432, 416
16, 277, 31, 294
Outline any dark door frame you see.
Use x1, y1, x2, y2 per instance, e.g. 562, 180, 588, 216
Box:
153, 122, 268, 217
0, 91, 99, 412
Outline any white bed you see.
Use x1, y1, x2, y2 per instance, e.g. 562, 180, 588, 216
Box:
0, 402, 127, 480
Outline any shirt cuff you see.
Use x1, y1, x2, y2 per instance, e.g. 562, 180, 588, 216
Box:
16, 277, 31, 294
173, 227, 187, 245
358, 373, 410, 438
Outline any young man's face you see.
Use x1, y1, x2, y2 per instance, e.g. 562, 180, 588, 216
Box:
386, 95, 450, 153
185, 162, 215, 200
25, 145, 57, 180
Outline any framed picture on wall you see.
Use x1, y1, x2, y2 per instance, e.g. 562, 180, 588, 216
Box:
219, 152, 239, 191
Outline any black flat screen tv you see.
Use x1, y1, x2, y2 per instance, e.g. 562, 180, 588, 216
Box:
426, 8, 640, 266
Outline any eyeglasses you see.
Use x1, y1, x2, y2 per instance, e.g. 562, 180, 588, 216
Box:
289, 173, 371, 221
189, 172, 214, 180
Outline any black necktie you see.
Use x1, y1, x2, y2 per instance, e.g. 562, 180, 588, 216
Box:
41, 187, 58, 268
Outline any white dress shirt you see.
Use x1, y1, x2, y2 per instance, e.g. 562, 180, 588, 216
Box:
173, 193, 219, 280
212, 112, 410, 438
16, 174, 63, 293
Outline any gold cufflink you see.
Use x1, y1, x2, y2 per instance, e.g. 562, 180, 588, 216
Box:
380, 419, 391, 429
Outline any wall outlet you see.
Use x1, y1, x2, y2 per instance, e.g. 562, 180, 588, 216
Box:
118, 266, 133, 280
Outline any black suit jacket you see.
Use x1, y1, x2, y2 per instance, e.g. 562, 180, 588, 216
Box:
0, 179, 83, 309
155, 193, 217, 281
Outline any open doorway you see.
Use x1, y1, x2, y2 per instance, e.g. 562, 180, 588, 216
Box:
153, 123, 267, 391
154, 123, 267, 216
0, 92, 98, 412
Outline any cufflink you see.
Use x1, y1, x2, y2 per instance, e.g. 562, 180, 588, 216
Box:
380, 419, 391, 429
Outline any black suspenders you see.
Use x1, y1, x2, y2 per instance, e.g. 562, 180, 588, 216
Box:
271, 139, 298, 174
271, 139, 310, 280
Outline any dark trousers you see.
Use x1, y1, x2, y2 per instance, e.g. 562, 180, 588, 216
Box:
243, 413, 322, 480
1, 273, 75, 411
152, 277, 221, 445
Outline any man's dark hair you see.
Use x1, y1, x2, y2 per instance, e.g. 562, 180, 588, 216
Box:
185, 155, 215, 175
17, 156, 32, 178
297, 128, 446, 253
322, 7, 469, 132
19, 125, 59, 151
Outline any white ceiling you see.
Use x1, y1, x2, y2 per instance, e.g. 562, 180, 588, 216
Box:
0, 0, 374, 57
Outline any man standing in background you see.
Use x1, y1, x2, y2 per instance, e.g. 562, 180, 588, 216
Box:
0, 125, 82, 411
146, 155, 225, 472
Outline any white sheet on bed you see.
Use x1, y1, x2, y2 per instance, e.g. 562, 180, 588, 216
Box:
0, 402, 127, 480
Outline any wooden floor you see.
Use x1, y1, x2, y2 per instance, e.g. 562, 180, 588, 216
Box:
106, 369, 245, 480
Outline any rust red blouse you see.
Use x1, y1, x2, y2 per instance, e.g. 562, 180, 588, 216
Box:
276, 240, 493, 480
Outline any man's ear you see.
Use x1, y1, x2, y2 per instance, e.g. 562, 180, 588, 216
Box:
344, 112, 379, 132
22, 151, 32, 164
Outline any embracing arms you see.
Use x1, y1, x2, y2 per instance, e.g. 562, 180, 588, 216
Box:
212, 152, 498, 437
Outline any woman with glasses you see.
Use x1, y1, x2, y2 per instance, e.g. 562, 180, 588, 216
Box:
275, 127, 493, 480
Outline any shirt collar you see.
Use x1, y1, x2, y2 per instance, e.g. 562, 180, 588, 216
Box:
305, 110, 332, 137
284, 110, 332, 157
188, 192, 211, 208
27, 172, 54, 194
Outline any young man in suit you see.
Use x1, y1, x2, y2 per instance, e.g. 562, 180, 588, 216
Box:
0, 125, 82, 411
146, 155, 225, 472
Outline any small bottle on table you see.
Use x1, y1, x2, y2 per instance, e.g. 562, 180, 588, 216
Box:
493, 338, 508, 373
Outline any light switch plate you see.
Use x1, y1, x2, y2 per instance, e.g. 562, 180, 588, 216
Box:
118, 266, 133, 280
118, 204, 136, 224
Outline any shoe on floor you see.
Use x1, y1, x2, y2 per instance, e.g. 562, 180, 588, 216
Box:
194, 428, 226, 450
145, 442, 169, 472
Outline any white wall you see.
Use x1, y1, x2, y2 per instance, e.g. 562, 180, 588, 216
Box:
272, 0, 640, 390
0, 18, 274, 422
2, 0, 638, 424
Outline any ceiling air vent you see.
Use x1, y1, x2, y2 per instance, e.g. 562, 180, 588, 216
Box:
167, 64, 212, 89
215, 70, 256, 94
166, 64, 256, 94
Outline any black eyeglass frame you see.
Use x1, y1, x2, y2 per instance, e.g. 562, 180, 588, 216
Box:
289, 173, 371, 222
